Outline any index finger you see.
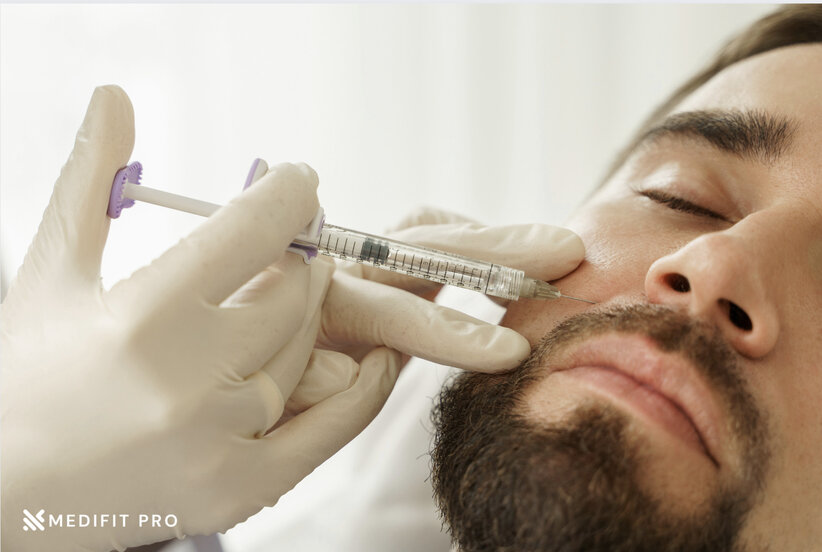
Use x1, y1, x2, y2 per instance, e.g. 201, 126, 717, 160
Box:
387, 222, 585, 280
319, 274, 530, 372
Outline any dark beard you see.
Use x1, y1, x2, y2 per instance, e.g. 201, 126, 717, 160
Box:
431, 304, 770, 552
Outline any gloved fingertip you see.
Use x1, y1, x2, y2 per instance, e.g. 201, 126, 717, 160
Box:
81, 85, 134, 142
556, 227, 586, 261
471, 326, 531, 373
360, 347, 402, 397
530, 226, 586, 279
267, 162, 319, 192
94, 84, 130, 102
246, 371, 286, 437
294, 162, 320, 190
383, 348, 403, 379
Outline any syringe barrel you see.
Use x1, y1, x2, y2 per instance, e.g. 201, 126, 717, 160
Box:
305, 223, 525, 300
486, 264, 526, 301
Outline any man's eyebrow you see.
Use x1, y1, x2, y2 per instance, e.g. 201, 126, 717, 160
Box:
638, 109, 797, 164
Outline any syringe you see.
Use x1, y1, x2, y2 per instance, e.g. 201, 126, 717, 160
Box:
107, 160, 595, 303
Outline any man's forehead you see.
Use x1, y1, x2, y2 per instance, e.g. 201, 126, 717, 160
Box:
673, 44, 822, 129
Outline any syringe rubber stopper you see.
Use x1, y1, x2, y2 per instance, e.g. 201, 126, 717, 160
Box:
107, 161, 143, 219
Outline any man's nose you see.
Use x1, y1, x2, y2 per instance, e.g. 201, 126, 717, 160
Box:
644, 230, 779, 359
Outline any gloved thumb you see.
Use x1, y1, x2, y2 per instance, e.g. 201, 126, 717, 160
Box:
17, 85, 134, 292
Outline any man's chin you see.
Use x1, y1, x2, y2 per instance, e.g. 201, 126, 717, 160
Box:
432, 378, 749, 552
521, 375, 722, 514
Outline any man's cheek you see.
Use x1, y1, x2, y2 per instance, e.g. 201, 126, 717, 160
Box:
501, 262, 604, 346
501, 302, 554, 346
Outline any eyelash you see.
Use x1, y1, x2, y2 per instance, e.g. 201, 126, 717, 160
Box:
638, 189, 728, 222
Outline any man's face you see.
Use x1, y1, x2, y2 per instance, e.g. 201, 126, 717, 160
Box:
432, 44, 822, 551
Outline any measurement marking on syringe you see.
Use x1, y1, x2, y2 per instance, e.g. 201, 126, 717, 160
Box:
484, 265, 496, 293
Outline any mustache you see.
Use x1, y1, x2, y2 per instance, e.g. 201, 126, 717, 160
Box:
524, 303, 737, 378
517, 302, 769, 483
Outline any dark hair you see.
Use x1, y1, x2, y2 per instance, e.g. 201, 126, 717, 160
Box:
603, 5, 822, 183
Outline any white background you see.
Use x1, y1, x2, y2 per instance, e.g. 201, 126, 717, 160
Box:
1, 4, 782, 551
1, 4, 774, 295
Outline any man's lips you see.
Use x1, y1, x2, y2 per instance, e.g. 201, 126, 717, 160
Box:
549, 333, 726, 467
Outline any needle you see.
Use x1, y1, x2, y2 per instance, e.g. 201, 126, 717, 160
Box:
527, 279, 596, 303
560, 294, 597, 304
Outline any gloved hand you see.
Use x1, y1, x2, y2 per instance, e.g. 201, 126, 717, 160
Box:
1, 84, 586, 551
0, 86, 360, 552
277, 207, 586, 424
0, 87, 553, 552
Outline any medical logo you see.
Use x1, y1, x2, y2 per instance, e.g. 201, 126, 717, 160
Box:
23, 509, 46, 532
20, 509, 178, 531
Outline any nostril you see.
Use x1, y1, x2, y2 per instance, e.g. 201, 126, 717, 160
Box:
720, 299, 754, 331
664, 273, 691, 293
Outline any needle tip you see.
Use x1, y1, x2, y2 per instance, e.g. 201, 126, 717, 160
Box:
524, 280, 596, 304
560, 294, 597, 304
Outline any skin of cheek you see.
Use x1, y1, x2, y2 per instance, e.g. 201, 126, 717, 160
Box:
810, 238, 822, 284
500, 189, 690, 345
737, 329, 822, 549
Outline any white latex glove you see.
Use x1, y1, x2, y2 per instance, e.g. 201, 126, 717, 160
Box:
0, 86, 391, 552
278, 206, 586, 421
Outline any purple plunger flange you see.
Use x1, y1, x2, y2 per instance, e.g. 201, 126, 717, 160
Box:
243, 158, 264, 191
243, 159, 322, 262
107, 161, 142, 219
